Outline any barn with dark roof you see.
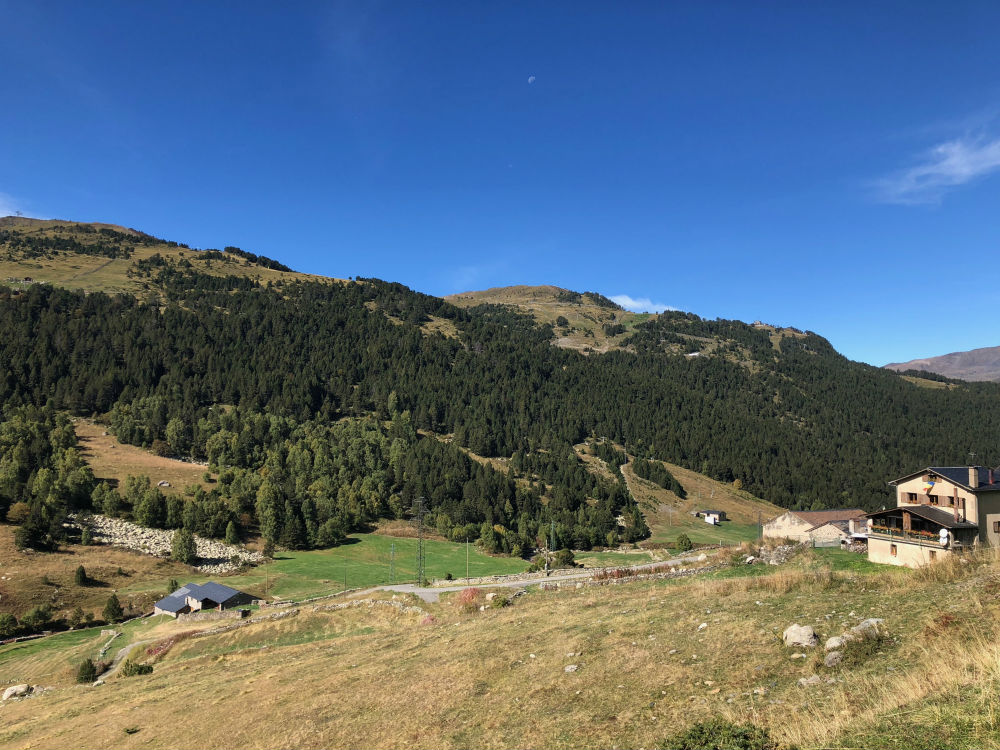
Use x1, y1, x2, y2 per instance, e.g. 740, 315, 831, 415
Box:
154, 582, 250, 617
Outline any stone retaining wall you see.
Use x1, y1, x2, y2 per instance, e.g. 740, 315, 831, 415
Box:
177, 609, 248, 623
312, 598, 426, 616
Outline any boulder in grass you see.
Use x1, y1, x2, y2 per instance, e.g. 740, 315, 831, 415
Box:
782, 624, 818, 648
2, 684, 31, 700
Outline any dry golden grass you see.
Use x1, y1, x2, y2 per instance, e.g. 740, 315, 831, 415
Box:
74, 419, 214, 495
446, 285, 646, 354
8, 548, 1000, 749
0, 218, 342, 299
0, 525, 190, 620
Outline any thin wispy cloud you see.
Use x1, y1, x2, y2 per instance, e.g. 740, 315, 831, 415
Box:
610, 294, 676, 313
876, 133, 1000, 205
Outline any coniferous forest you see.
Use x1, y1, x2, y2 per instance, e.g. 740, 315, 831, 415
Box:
3, 222, 1000, 555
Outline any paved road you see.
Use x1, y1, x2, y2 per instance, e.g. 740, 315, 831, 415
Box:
354, 553, 709, 602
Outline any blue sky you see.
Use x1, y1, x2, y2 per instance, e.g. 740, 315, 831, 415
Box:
2, 2, 1000, 366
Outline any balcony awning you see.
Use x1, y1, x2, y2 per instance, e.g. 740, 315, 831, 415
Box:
866, 505, 978, 530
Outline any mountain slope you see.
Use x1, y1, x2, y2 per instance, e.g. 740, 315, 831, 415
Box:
0, 217, 337, 297
885, 345, 1000, 382
4, 216, 1000, 561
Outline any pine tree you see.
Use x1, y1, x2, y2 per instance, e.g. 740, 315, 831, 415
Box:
74, 565, 88, 586
225, 520, 239, 545
171, 528, 196, 564
103, 594, 123, 623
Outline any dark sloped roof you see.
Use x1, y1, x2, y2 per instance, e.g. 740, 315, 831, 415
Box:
154, 593, 188, 613
889, 467, 1000, 492
866, 505, 978, 530
155, 581, 242, 611
787, 509, 866, 525
187, 581, 241, 604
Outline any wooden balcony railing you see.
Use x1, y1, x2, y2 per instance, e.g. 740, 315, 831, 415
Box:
869, 525, 945, 546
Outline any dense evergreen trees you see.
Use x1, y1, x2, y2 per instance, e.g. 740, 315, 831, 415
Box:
3, 227, 1000, 559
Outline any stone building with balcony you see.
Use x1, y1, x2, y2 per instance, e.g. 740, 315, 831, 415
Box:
867, 466, 1000, 567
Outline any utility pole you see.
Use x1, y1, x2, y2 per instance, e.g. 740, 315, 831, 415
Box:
414, 496, 426, 585
390, 541, 395, 584
466, 536, 470, 583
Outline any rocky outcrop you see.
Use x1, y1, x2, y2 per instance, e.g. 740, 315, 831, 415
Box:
73, 514, 263, 574
2, 684, 32, 700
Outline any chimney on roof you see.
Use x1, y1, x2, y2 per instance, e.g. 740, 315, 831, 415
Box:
969, 466, 979, 489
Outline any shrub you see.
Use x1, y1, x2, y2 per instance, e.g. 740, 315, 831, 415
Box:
119, 659, 153, 677
69, 607, 85, 629
444, 572, 454, 580
676, 533, 693, 552
491, 594, 511, 608
80, 527, 93, 546
75, 565, 88, 586
20, 604, 52, 631
553, 548, 577, 569
5, 501, 30, 524
76, 658, 97, 684
0, 612, 18, 638
659, 718, 788, 750
225, 520, 240, 545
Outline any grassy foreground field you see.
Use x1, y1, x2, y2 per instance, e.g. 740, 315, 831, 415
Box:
3, 547, 1000, 749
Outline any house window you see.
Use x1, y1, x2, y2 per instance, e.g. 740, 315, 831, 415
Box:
929, 495, 939, 505
890, 544, 897, 557
948, 496, 955, 506
993, 521, 1000, 534
905, 492, 917, 503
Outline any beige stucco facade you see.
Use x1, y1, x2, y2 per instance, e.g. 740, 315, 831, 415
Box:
809, 522, 848, 546
893, 475, 976, 524
868, 536, 948, 567
892, 470, 1000, 547
762, 513, 813, 542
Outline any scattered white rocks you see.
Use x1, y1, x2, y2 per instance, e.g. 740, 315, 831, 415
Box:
697, 622, 708, 631
564, 664, 579, 673
797, 674, 822, 688
782, 624, 818, 648
72, 514, 263, 574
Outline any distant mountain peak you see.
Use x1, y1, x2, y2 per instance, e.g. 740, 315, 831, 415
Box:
885, 345, 1000, 382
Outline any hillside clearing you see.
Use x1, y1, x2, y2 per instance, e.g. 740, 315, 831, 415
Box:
73, 419, 215, 494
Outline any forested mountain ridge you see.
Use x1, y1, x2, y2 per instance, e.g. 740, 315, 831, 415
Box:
2, 217, 1000, 560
